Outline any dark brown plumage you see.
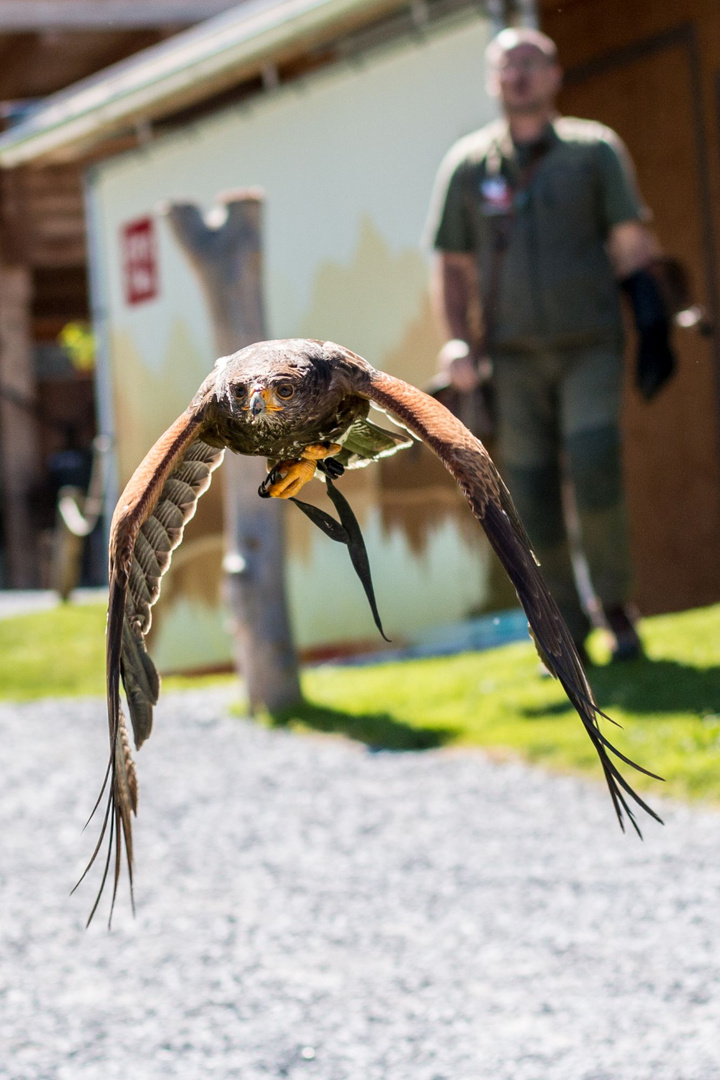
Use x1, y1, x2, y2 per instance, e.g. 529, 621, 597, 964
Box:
80, 338, 661, 924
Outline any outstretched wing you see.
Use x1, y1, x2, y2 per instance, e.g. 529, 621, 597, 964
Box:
80, 403, 223, 924
355, 365, 662, 834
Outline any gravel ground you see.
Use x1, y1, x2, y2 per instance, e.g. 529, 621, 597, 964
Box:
2, 686, 720, 1080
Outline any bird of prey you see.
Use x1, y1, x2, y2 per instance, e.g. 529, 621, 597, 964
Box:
80, 338, 661, 923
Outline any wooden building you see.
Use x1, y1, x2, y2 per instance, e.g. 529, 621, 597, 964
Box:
1, 0, 719, 630
0, 0, 240, 586
540, 0, 720, 616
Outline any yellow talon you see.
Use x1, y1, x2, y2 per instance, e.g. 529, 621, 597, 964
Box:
264, 458, 318, 499
262, 444, 342, 499
300, 442, 342, 462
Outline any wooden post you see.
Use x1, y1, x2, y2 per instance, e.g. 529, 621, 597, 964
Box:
163, 190, 301, 713
0, 261, 41, 588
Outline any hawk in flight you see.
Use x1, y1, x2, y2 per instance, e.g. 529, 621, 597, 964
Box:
81, 338, 661, 923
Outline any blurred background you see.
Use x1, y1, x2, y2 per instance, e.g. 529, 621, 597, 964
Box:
2, 8, 720, 1079
0, 0, 718, 670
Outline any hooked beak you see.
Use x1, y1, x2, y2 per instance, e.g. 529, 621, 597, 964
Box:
249, 388, 266, 416
244, 386, 284, 418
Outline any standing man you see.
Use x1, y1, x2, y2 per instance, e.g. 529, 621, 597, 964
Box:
426, 27, 676, 663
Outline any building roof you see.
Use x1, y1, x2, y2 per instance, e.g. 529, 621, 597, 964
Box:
0, 0, 410, 167
0, 0, 242, 116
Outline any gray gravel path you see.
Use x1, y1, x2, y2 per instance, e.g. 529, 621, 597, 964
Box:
2, 687, 720, 1080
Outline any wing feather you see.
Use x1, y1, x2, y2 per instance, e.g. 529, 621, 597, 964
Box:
360, 367, 662, 834
125, 438, 224, 648
133, 530, 162, 595
81, 405, 223, 924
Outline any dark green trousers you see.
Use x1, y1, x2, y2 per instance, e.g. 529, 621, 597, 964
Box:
493, 343, 633, 643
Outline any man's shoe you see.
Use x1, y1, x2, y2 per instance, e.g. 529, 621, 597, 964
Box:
604, 604, 643, 662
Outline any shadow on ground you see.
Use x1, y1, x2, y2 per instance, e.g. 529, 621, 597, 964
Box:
522, 656, 720, 719
269, 699, 457, 751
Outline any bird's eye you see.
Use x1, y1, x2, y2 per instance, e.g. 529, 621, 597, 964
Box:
234, 384, 247, 399
276, 383, 294, 399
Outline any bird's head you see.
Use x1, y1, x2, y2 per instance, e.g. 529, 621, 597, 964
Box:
210, 338, 363, 435
234, 374, 297, 422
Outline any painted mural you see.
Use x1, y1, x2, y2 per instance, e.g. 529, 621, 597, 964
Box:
90, 15, 501, 670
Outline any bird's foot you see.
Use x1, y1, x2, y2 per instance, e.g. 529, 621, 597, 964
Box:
259, 443, 342, 499
299, 442, 342, 462
260, 458, 317, 498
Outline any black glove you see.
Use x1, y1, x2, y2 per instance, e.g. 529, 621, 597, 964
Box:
635, 322, 676, 401
621, 269, 677, 401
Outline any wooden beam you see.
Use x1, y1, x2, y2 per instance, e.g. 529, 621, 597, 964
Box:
0, 1, 239, 30
164, 193, 301, 711
0, 262, 41, 587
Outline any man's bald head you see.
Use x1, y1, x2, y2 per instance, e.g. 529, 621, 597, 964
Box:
486, 27, 558, 69
485, 28, 562, 120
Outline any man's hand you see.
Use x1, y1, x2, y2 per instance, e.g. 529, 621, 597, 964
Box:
450, 353, 480, 392
439, 339, 479, 392
437, 339, 493, 393
607, 220, 659, 279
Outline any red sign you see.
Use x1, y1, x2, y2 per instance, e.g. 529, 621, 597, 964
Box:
121, 216, 159, 305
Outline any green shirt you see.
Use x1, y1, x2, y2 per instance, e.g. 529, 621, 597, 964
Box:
427, 117, 646, 352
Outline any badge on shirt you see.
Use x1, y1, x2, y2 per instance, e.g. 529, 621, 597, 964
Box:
480, 176, 513, 215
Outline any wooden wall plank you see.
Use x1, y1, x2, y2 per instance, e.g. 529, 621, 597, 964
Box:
541, 0, 720, 613
0, 263, 41, 587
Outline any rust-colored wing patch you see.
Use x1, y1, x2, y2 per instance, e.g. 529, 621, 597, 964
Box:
79, 406, 223, 925
360, 367, 662, 835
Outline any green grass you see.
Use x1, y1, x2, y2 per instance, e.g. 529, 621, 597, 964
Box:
2, 600, 720, 803
276, 604, 720, 804
0, 603, 234, 701
0, 603, 108, 701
